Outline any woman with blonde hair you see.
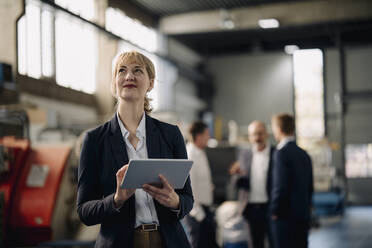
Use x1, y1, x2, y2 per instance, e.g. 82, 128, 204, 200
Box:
77, 51, 193, 248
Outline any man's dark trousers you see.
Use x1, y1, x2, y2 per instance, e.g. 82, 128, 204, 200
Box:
185, 205, 218, 248
243, 203, 272, 248
271, 218, 309, 248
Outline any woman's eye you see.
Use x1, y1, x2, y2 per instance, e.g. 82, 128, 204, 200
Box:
118, 68, 125, 73
134, 69, 143, 73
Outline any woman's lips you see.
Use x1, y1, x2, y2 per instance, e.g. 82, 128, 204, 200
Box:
123, 84, 136, 88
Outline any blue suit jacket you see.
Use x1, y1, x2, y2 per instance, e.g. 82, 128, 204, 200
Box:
77, 114, 194, 248
270, 141, 313, 221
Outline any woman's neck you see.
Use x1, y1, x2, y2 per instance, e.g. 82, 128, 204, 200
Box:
117, 100, 145, 134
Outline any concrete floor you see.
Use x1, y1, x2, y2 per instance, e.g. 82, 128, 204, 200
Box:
309, 206, 372, 248
24, 206, 372, 248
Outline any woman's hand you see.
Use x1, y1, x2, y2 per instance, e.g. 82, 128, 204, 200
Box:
143, 174, 180, 209
114, 164, 136, 208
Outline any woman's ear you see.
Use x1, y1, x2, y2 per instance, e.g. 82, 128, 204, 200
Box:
147, 79, 154, 92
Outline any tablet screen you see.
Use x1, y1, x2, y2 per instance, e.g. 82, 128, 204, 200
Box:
120, 159, 193, 189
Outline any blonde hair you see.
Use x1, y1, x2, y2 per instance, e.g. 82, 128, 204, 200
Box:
111, 51, 155, 114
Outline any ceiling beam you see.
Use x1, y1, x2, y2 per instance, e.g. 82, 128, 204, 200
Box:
159, 0, 372, 34
108, 0, 158, 28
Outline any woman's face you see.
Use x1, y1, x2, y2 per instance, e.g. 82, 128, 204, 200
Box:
115, 62, 154, 103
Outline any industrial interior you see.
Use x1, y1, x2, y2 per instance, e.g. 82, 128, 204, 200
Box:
1, 0, 372, 247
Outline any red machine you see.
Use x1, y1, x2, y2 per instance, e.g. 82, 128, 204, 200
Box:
0, 136, 74, 246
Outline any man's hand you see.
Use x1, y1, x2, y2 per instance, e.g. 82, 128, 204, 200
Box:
229, 161, 241, 175
114, 164, 136, 208
143, 174, 180, 209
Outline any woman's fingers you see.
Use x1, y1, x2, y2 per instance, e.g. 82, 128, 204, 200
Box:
143, 184, 167, 197
143, 179, 179, 209
116, 164, 128, 177
158, 174, 172, 189
144, 188, 170, 206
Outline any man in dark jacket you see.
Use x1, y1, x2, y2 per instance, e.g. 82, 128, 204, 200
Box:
270, 113, 313, 248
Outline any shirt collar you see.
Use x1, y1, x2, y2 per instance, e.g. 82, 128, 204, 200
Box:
116, 112, 146, 140
276, 136, 295, 150
252, 143, 270, 154
188, 142, 203, 152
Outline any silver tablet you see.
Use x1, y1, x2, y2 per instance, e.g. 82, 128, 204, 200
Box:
120, 159, 193, 189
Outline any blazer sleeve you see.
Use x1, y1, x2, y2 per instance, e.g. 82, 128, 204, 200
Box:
270, 149, 290, 217
171, 126, 194, 220
236, 149, 251, 190
308, 155, 314, 207
77, 131, 121, 226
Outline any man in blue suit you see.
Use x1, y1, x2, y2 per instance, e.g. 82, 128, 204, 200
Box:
270, 113, 313, 248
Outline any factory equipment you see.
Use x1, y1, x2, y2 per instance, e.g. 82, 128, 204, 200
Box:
301, 139, 346, 218
0, 136, 77, 246
0, 109, 79, 247
206, 145, 237, 204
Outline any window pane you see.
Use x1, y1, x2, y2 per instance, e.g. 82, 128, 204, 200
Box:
41, 8, 54, 77
17, 16, 27, 75
26, 3, 42, 79
55, 13, 96, 93
346, 144, 372, 178
106, 8, 158, 53
55, 0, 95, 21
294, 49, 325, 139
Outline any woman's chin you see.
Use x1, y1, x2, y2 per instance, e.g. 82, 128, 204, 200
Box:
119, 94, 141, 102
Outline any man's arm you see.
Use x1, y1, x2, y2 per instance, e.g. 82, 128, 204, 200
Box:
235, 149, 251, 190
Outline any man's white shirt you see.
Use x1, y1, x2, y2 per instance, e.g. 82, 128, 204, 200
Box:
248, 145, 270, 203
186, 142, 214, 221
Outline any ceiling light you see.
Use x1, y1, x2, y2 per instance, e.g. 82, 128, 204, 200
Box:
220, 9, 235, 29
284, 45, 299, 54
223, 19, 235, 29
258, 18, 279, 29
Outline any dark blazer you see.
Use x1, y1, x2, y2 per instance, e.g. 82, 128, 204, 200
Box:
77, 114, 194, 248
236, 146, 275, 200
270, 141, 313, 221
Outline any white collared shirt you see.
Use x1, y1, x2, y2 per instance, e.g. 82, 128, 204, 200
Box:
187, 142, 214, 206
249, 144, 270, 203
186, 142, 213, 220
276, 136, 296, 150
116, 112, 160, 228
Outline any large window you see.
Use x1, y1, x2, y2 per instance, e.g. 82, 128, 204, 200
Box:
55, 12, 97, 93
293, 49, 329, 191
293, 49, 325, 142
55, 0, 95, 21
346, 144, 372, 178
106, 7, 158, 53
17, 0, 97, 94
17, 1, 43, 79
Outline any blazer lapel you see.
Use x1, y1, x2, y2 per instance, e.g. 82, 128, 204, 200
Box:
109, 114, 129, 170
246, 149, 253, 178
145, 114, 162, 159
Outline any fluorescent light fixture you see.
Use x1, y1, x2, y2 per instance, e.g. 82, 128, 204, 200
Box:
258, 18, 279, 29
220, 8, 235, 29
223, 19, 235, 29
284, 45, 300, 54
208, 139, 218, 148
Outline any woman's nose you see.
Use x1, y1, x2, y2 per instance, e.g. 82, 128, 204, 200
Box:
125, 71, 134, 80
